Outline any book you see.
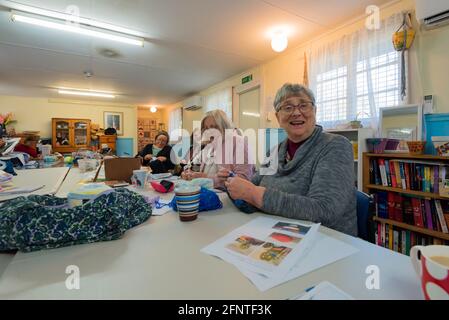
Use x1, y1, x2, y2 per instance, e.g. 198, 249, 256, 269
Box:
402, 197, 415, 225
388, 225, 393, 250
434, 165, 440, 194
387, 192, 396, 220
399, 162, 407, 190
424, 199, 434, 230
416, 164, 422, 191
373, 159, 381, 185
411, 198, 424, 228
389, 160, 397, 188
404, 163, 411, 190
393, 161, 402, 188
385, 159, 392, 187
405, 231, 411, 256
401, 230, 406, 255
394, 193, 403, 222
377, 191, 388, 219
442, 201, 449, 230
424, 166, 431, 193
434, 200, 449, 234
393, 230, 399, 252
378, 159, 388, 187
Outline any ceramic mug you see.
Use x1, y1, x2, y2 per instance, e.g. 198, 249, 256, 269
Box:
132, 169, 150, 189
174, 183, 201, 222
410, 245, 449, 300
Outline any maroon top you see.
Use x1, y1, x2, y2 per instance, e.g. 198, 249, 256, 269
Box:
287, 139, 306, 160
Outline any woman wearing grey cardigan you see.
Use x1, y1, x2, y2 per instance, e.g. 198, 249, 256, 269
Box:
225, 83, 357, 236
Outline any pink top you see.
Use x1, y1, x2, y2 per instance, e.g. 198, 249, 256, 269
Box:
199, 133, 255, 189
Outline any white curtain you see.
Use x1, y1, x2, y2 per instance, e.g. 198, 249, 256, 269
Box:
205, 87, 233, 119
309, 12, 407, 130
168, 108, 182, 142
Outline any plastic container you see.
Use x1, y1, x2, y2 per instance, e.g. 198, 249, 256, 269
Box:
77, 159, 98, 173
366, 138, 400, 154
67, 183, 112, 208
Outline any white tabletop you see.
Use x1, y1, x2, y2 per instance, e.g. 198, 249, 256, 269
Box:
0, 168, 423, 300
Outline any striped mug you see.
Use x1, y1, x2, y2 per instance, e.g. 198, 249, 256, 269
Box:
174, 184, 201, 222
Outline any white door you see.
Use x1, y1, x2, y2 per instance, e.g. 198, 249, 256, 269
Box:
235, 85, 261, 165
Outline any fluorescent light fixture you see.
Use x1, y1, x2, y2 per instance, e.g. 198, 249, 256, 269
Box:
11, 11, 144, 46
242, 112, 261, 118
150, 106, 158, 113
58, 89, 116, 99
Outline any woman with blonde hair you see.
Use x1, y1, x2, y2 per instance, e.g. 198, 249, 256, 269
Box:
181, 109, 255, 189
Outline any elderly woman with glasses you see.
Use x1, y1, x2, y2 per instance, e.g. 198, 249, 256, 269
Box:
136, 130, 175, 174
225, 83, 357, 236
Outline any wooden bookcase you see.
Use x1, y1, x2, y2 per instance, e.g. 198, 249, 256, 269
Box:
362, 152, 449, 245
52, 118, 91, 153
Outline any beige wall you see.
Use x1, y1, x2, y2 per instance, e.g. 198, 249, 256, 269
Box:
162, 0, 449, 135
0, 95, 138, 154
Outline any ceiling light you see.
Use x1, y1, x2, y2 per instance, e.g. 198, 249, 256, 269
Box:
271, 31, 288, 53
150, 106, 158, 113
11, 11, 144, 47
58, 89, 115, 99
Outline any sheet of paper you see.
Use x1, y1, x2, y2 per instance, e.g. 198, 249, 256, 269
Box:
152, 206, 173, 216
237, 232, 359, 291
292, 281, 354, 300
201, 217, 320, 280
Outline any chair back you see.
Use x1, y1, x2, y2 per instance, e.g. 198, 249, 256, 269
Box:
357, 191, 373, 241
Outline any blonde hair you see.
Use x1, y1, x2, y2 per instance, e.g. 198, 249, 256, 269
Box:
201, 109, 238, 135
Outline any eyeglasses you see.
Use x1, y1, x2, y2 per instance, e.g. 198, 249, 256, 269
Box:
277, 101, 314, 115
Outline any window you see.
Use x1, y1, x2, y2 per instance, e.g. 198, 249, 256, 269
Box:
205, 87, 232, 118
168, 108, 182, 142
310, 13, 406, 129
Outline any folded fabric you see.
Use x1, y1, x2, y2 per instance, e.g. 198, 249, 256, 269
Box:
0, 188, 152, 252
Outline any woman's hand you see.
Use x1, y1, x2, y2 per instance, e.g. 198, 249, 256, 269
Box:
144, 154, 153, 161
156, 156, 167, 162
225, 177, 265, 209
217, 168, 231, 182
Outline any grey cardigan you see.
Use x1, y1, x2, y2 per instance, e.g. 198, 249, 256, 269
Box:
252, 126, 357, 236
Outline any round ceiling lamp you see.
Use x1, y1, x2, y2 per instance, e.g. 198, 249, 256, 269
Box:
150, 106, 158, 113
271, 31, 288, 53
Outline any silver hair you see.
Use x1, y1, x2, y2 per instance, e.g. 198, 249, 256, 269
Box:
273, 83, 316, 112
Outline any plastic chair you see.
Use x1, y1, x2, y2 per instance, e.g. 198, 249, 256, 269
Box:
356, 191, 373, 241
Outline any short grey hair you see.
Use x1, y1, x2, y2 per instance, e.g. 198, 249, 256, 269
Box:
273, 83, 316, 112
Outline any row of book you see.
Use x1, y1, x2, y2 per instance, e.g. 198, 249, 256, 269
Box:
374, 222, 449, 256
374, 191, 449, 233
369, 158, 449, 196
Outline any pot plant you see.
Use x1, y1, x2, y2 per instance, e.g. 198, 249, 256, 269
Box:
0, 113, 17, 138
349, 112, 368, 129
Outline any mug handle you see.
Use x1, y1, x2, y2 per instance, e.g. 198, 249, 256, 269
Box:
410, 245, 424, 276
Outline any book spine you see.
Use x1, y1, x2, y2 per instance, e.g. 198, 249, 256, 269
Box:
425, 199, 433, 230
401, 230, 406, 255
387, 192, 396, 220
404, 163, 411, 190
385, 160, 392, 187
411, 198, 424, 227
378, 159, 388, 187
394, 194, 403, 222
416, 164, 422, 191
435, 200, 449, 234
388, 225, 393, 250
434, 165, 440, 194
399, 162, 406, 190
405, 230, 411, 256
373, 159, 381, 185
389, 160, 397, 188
394, 161, 402, 188
425, 166, 431, 193
393, 230, 399, 252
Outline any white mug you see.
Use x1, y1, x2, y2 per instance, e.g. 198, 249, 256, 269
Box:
410, 245, 449, 300
132, 169, 150, 189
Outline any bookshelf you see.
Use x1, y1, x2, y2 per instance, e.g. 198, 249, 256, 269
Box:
363, 152, 449, 255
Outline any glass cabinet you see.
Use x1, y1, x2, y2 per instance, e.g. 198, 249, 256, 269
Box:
52, 118, 91, 153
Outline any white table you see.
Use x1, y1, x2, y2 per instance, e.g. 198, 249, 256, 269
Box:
0, 168, 423, 299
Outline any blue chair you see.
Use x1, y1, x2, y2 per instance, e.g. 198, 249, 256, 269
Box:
356, 191, 373, 241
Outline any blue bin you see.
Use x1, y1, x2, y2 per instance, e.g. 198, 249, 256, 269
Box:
116, 138, 134, 157
424, 114, 449, 155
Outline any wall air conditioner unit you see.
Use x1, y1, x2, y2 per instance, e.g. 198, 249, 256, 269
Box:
416, 0, 449, 29
183, 95, 203, 111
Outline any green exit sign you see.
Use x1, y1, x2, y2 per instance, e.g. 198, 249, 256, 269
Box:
242, 75, 253, 84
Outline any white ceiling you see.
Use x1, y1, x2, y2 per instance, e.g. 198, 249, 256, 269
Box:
0, 0, 391, 106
